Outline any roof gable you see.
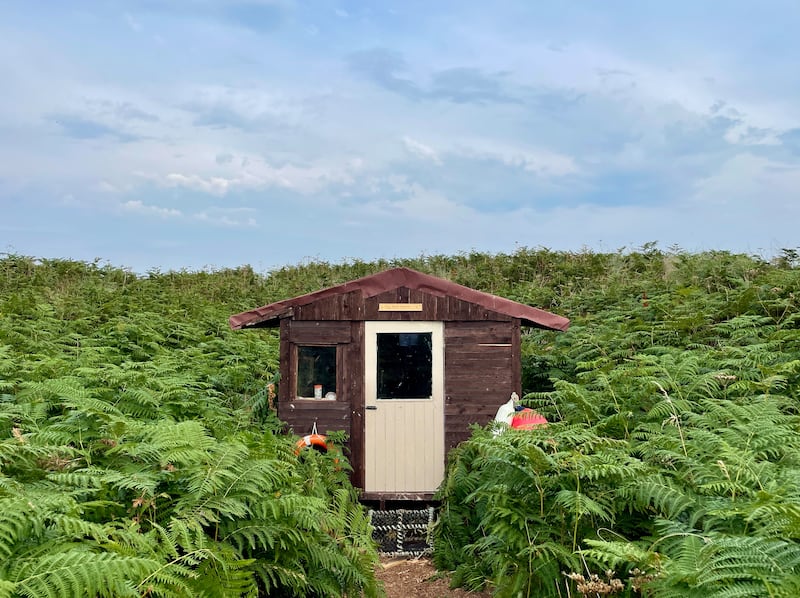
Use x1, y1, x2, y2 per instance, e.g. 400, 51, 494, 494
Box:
229, 267, 569, 331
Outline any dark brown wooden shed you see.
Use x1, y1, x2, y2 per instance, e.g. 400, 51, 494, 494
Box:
229, 267, 569, 500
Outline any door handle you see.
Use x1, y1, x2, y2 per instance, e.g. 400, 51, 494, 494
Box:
365, 406, 377, 410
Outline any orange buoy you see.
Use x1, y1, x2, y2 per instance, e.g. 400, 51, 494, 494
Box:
511, 408, 547, 430
295, 433, 331, 454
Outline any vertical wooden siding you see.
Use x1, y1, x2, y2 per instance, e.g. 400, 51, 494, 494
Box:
277, 288, 525, 493
277, 320, 353, 442
444, 321, 518, 450
292, 288, 514, 323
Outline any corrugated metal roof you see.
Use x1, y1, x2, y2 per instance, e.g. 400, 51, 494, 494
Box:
229, 267, 570, 331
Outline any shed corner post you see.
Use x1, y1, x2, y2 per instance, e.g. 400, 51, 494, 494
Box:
349, 320, 366, 490
278, 319, 293, 409
512, 319, 522, 396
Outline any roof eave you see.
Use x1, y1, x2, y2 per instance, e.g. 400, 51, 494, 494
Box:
228, 267, 570, 332
521, 317, 570, 332
229, 306, 292, 330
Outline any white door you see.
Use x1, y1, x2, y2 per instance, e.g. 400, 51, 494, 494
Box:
364, 321, 444, 493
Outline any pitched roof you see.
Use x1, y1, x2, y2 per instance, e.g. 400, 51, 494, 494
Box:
229, 267, 570, 331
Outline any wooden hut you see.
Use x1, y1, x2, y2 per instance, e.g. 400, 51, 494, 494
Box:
229, 267, 569, 501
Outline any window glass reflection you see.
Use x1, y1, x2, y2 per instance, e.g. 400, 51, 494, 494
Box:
377, 333, 432, 399
297, 346, 336, 398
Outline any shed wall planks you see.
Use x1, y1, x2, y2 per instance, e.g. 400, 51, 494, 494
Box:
291, 287, 514, 323
277, 292, 526, 494
279, 400, 352, 439
287, 320, 352, 344
444, 321, 518, 450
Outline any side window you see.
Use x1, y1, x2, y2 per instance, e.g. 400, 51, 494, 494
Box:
296, 345, 337, 399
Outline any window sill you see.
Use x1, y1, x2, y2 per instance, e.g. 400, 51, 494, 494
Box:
294, 397, 337, 402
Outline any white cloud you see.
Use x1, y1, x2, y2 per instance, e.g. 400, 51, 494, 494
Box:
124, 13, 142, 32
164, 173, 237, 196
95, 181, 118, 193
691, 153, 800, 210
183, 84, 310, 130
159, 154, 363, 196
371, 185, 470, 222
120, 199, 259, 228
402, 136, 442, 165
481, 35, 800, 134
195, 208, 258, 228
309, 185, 758, 259
453, 139, 579, 177
120, 200, 182, 218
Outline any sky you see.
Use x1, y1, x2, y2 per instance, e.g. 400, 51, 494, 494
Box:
2, 1, 799, 273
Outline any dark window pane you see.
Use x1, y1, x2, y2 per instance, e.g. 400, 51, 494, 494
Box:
297, 346, 336, 398
377, 332, 432, 399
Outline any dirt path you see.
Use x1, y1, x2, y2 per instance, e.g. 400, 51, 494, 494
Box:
376, 557, 492, 598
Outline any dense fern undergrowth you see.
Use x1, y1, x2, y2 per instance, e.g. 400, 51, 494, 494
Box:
1, 247, 799, 597
432, 247, 800, 597
0, 255, 380, 597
